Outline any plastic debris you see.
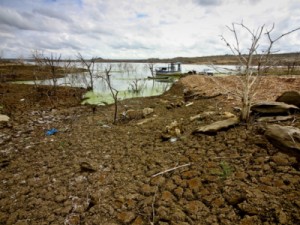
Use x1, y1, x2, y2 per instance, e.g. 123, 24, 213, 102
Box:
169, 137, 177, 143
46, 128, 58, 136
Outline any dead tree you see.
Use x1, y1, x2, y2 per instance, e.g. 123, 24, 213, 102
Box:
77, 53, 97, 90
221, 22, 300, 122
101, 65, 119, 124
32, 51, 63, 94
145, 62, 156, 77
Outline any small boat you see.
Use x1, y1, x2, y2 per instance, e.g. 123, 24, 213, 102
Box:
155, 62, 182, 76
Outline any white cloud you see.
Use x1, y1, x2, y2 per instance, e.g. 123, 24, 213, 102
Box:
0, 0, 299, 59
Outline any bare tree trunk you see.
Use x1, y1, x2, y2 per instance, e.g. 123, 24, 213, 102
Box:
103, 65, 119, 124
77, 53, 96, 90
220, 22, 300, 123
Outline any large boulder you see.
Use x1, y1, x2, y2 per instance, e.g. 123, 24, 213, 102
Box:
193, 117, 239, 134
276, 91, 300, 107
251, 102, 299, 115
264, 124, 300, 160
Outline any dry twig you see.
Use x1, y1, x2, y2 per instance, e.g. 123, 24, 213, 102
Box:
151, 163, 191, 177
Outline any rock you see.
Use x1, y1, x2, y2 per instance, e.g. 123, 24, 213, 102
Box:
222, 111, 236, 118
122, 109, 143, 120
193, 117, 239, 134
0, 114, 10, 122
79, 161, 97, 172
276, 91, 300, 107
142, 107, 154, 117
251, 102, 299, 115
0, 114, 10, 128
161, 120, 182, 140
264, 124, 300, 159
256, 115, 294, 122
190, 111, 215, 121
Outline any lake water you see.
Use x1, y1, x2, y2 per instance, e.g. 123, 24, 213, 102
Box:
22, 62, 235, 105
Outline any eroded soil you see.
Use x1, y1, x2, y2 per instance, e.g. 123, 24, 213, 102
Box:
0, 75, 300, 225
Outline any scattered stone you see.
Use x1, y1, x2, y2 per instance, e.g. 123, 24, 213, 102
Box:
122, 109, 143, 120
0, 114, 10, 128
256, 115, 295, 122
222, 111, 236, 118
251, 101, 299, 114
0, 114, 10, 122
193, 117, 239, 134
142, 107, 154, 117
264, 124, 300, 159
276, 90, 300, 107
79, 161, 97, 172
161, 120, 182, 140
190, 111, 215, 121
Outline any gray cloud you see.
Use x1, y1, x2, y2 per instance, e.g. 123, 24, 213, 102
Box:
32, 7, 72, 23
0, 0, 299, 59
194, 0, 222, 6
0, 7, 34, 30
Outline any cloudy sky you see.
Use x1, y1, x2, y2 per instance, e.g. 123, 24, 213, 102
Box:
1, 0, 300, 59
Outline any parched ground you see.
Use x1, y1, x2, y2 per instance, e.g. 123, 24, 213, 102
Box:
0, 75, 300, 225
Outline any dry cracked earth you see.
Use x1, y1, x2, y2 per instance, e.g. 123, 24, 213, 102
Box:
0, 75, 300, 225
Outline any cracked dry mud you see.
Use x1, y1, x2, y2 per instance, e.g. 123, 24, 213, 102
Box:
0, 76, 300, 225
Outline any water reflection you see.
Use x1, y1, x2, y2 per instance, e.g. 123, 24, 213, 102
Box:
19, 62, 235, 105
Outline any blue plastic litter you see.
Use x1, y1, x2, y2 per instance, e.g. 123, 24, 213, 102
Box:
46, 128, 58, 136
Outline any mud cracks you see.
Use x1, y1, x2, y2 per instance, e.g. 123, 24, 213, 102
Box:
1, 80, 300, 224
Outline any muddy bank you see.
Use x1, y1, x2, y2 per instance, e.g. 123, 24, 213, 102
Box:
0, 76, 300, 224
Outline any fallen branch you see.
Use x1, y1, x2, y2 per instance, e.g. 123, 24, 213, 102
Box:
151, 163, 191, 177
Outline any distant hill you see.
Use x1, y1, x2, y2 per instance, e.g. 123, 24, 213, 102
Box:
95, 52, 300, 65
2, 52, 300, 65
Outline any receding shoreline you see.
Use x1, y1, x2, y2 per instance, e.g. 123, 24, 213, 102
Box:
2, 52, 300, 65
